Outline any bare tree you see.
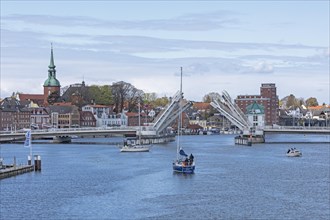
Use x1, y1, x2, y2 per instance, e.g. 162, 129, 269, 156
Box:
203, 92, 221, 103
111, 81, 144, 113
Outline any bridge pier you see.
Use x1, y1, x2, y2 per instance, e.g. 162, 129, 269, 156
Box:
52, 136, 72, 143
235, 135, 265, 146
129, 134, 176, 145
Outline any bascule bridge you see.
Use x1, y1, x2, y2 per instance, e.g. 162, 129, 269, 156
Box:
210, 90, 265, 143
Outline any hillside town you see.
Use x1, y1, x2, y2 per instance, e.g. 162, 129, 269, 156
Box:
1, 47, 329, 133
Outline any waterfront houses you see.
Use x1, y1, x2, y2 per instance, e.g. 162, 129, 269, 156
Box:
49, 103, 80, 128
80, 111, 96, 127
0, 97, 30, 131
246, 102, 265, 130
30, 107, 51, 129
81, 104, 127, 127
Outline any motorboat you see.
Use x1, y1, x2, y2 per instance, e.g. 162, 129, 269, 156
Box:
286, 148, 302, 157
120, 143, 150, 152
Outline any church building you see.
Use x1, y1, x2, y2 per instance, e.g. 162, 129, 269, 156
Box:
19, 45, 61, 106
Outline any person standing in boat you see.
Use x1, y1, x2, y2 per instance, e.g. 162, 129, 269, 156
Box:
189, 154, 194, 165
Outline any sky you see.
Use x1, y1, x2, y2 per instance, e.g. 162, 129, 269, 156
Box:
1, 0, 329, 104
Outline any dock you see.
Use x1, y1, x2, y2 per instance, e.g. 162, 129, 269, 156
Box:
0, 165, 34, 179
0, 155, 42, 180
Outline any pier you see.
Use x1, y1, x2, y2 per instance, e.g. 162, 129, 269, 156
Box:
0, 165, 34, 179
0, 155, 42, 180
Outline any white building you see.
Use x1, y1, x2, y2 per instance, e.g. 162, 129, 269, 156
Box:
246, 102, 265, 130
82, 104, 127, 127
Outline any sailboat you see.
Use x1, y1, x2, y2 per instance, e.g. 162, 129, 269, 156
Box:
172, 67, 195, 174
120, 101, 151, 152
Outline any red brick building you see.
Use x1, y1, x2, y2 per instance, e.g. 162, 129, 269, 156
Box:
235, 83, 279, 126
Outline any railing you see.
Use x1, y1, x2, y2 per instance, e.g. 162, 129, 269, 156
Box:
264, 126, 330, 130
263, 126, 330, 134
0, 126, 138, 135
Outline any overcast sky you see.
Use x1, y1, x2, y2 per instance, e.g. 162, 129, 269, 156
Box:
1, 1, 329, 104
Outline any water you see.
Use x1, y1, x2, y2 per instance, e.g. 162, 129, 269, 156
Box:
1, 134, 329, 219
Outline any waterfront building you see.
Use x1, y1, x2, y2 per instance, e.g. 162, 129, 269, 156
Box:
49, 103, 80, 128
61, 81, 92, 107
80, 111, 96, 127
189, 117, 207, 130
82, 104, 127, 127
235, 83, 279, 126
0, 97, 30, 131
82, 104, 111, 117
98, 111, 127, 127
29, 107, 51, 129
246, 102, 265, 130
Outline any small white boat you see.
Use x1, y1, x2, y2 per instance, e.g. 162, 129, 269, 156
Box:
120, 100, 150, 153
286, 148, 302, 157
120, 143, 150, 152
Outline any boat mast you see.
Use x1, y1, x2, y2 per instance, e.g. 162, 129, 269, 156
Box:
177, 67, 183, 160
138, 100, 141, 145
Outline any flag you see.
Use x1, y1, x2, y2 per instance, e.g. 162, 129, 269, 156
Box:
24, 130, 31, 148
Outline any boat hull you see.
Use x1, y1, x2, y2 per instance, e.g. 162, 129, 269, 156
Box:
173, 162, 195, 174
286, 152, 302, 157
120, 145, 150, 152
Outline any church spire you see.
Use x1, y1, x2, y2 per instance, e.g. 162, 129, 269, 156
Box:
44, 43, 60, 87
48, 43, 56, 69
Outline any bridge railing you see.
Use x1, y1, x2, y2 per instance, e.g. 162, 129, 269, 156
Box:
0, 126, 137, 135
264, 126, 330, 130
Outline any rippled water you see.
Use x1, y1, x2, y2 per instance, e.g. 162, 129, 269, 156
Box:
1, 134, 329, 219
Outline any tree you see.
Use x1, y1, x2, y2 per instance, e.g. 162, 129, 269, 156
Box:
89, 85, 112, 105
203, 92, 221, 103
126, 87, 144, 112
305, 97, 319, 107
111, 81, 141, 113
154, 96, 170, 107
47, 91, 60, 105
99, 85, 112, 105
286, 94, 300, 109
144, 93, 157, 104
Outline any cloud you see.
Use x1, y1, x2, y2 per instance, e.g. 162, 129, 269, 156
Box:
3, 10, 240, 31
253, 61, 274, 73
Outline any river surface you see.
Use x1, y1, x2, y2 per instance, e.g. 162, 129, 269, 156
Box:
1, 134, 329, 219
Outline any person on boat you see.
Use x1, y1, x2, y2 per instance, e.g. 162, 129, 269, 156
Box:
185, 157, 189, 164
189, 154, 194, 164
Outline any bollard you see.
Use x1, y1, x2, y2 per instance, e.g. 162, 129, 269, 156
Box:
34, 155, 42, 171
28, 155, 32, 165
34, 155, 41, 171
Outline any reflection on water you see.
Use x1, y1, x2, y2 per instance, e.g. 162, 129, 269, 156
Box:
0, 134, 329, 219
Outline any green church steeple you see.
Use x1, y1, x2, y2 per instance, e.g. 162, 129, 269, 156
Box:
48, 43, 56, 69
44, 44, 60, 87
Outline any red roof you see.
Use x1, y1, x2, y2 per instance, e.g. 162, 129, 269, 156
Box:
19, 93, 44, 101
308, 106, 326, 110
193, 102, 210, 110
125, 112, 139, 117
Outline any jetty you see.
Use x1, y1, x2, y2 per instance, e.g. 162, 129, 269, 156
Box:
0, 155, 42, 180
